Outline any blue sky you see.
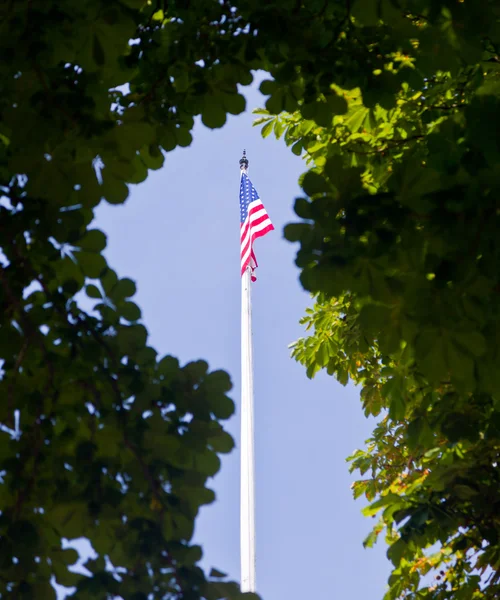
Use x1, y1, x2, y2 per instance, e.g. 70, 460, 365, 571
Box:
91, 76, 392, 599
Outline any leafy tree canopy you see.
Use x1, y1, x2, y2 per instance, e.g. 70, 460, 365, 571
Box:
255, 1, 500, 599
1, 0, 253, 598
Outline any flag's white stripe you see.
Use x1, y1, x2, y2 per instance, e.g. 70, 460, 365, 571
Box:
240, 218, 273, 268
248, 198, 263, 211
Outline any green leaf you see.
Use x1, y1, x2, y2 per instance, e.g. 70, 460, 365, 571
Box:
274, 119, 285, 139
101, 171, 129, 204
115, 122, 155, 151
382, 377, 406, 421
86, 284, 102, 299
158, 355, 180, 382
76, 251, 107, 279
208, 430, 234, 453
47, 503, 87, 539
53, 567, 83, 589
363, 528, 380, 548
441, 413, 480, 443
79, 229, 107, 252
344, 106, 369, 133
111, 277, 137, 300
359, 304, 391, 332
202, 103, 227, 129
387, 538, 407, 567
140, 144, 165, 170
92, 34, 105, 66
453, 484, 479, 500
210, 568, 227, 579
31, 582, 57, 600
183, 360, 208, 381
416, 330, 448, 383
317, 341, 329, 367
96, 426, 123, 458
203, 369, 232, 393
453, 330, 486, 357
223, 93, 246, 115
362, 493, 405, 517
265, 90, 285, 114
351, 479, 369, 500
448, 341, 475, 388
259, 80, 275, 95
351, 0, 380, 26
301, 171, 330, 196
291, 140, 302, 156
327, 93, 348, 115
120, 300, 141, 322
60, 548, 79, 566
261, 120, 274, 138
310, 100, 332, 127
407, 417, 434, 449
136, 346, 157, 366
8, 520, 39, 546
116, 324, 148, 355
100, 268, 118, 294
194, 451, 221, 476
175, 127, 192, 147
208, 394, 235, 420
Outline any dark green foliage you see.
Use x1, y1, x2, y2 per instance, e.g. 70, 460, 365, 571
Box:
0, 0, 251, 598
256, 1, 500, 598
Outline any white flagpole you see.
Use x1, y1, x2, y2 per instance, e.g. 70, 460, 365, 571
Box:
240, 151, 256, 593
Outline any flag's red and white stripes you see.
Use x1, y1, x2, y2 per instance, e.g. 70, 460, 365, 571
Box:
240, 199, 274, 281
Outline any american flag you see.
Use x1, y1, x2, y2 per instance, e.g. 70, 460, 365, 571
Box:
240, 172, 274, 281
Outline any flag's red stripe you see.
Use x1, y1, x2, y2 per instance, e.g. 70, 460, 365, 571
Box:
248, 202, 264, 217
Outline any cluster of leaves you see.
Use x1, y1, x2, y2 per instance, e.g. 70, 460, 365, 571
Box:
256, 1, 500, 599
0, 0, 262, 598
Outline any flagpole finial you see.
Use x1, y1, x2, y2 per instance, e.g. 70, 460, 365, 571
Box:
239, 149, 249, 171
